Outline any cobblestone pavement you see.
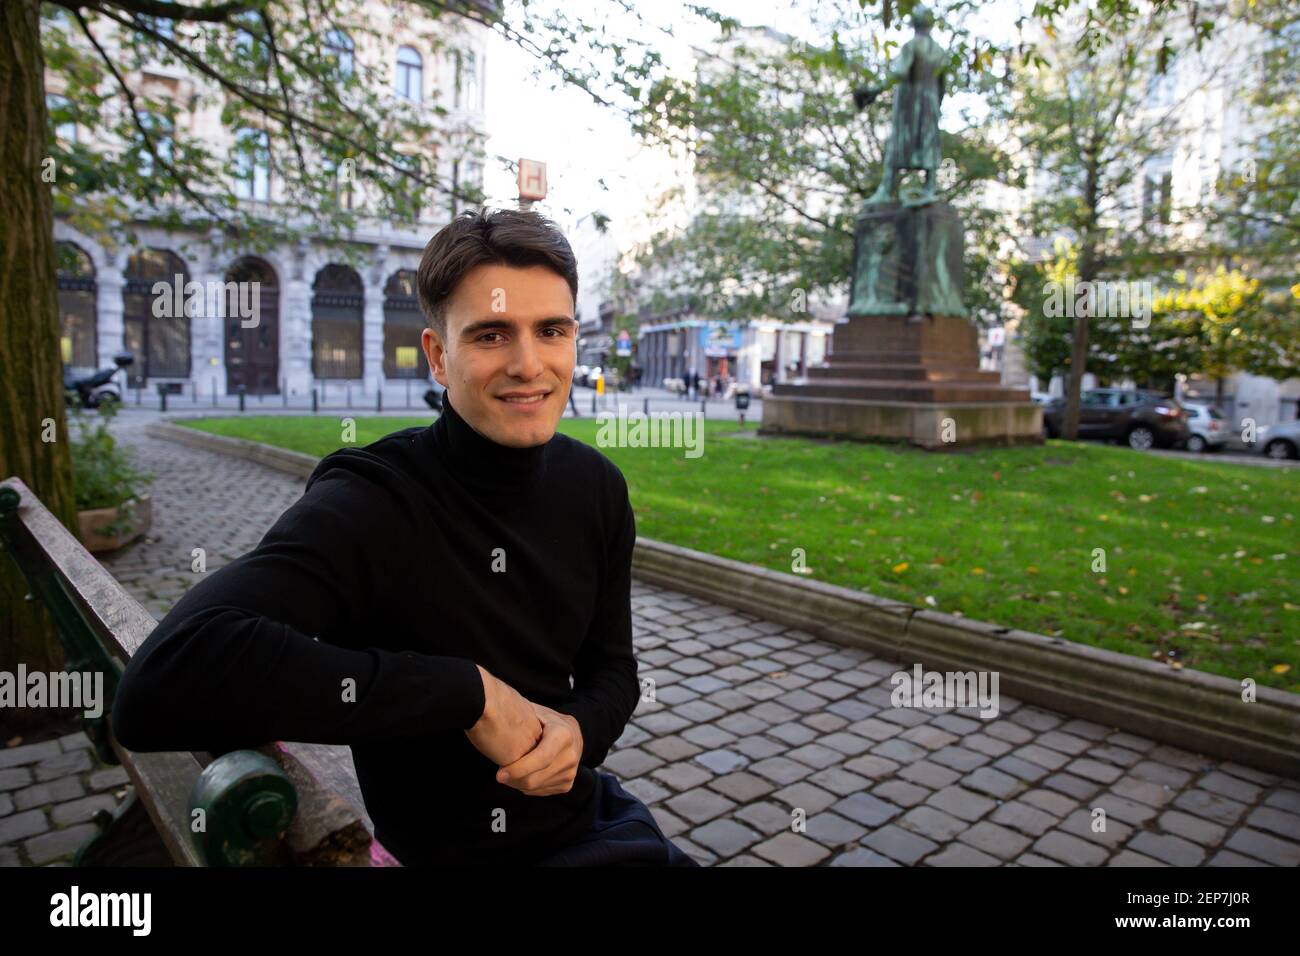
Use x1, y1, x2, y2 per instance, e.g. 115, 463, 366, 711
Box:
0, 731, 133, 867
5, 416, 1298, 867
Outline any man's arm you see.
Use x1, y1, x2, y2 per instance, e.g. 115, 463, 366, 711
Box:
552, 475, 640, 769
111, 465, 485, 754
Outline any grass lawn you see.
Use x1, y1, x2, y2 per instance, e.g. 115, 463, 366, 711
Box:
178, 414, 1300, 692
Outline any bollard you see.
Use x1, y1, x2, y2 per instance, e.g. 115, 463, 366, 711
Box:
157, 384, 168, 413
192, 380, 198, 404
135, 384, 142, 406
406, 378, 411, 408
347, 385, 352, 409
238, 384, 246, 412
282, 379, 287, 407
643, 397, 649, 417
212, 378, 217, 407
377, 388, 383, 412
312, 388, 318, 412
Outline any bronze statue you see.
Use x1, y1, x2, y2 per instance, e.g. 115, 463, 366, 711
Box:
854, 4, 946, 206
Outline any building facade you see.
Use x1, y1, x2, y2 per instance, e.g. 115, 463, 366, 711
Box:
50, 3, 490, 400
639, 316, 836, 391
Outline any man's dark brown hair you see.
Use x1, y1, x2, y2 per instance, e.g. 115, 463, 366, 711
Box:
415, 207, 579, 341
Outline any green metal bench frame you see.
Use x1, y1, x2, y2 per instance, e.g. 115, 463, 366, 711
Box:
0, 477, 383, 866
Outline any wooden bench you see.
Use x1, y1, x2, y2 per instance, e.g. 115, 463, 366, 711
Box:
0, 476, 393, 866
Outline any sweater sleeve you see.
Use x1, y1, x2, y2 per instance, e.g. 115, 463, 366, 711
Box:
553, 473, 640, 769
111, 464, 485, 755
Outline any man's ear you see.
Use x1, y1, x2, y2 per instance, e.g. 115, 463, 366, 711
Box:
422, 327, 447, 385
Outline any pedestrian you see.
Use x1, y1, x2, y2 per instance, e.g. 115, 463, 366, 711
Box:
568, 383, 579, 417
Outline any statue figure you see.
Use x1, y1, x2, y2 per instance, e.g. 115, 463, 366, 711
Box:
851, 224, 896, 313
854, 4, 946, 206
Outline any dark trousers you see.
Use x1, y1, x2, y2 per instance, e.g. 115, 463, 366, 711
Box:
534, 772, 700, 867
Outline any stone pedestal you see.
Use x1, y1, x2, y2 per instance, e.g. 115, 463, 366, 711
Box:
848, 200, 967, 318
761, 200, 1042, 450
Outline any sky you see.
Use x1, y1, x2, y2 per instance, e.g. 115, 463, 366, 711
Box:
482, 0, 1029, 252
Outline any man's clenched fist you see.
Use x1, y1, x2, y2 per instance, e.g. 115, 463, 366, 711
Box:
495, 702, 584, 797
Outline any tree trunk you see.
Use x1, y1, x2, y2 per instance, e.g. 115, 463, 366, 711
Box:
1, 0, 76, 734
1061, 154, 1100, 442
1062, 294, 1091, 440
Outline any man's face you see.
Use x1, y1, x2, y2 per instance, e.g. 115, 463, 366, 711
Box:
421, 263, 576, 448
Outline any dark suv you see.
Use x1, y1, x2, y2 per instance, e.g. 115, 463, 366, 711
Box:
1043, 388, 1191, 450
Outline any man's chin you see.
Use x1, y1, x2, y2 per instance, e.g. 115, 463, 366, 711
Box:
489, 405, 560, 446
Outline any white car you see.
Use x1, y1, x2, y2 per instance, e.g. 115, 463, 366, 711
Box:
1182, 403, 1227, 452
1255, 420, 1300, 460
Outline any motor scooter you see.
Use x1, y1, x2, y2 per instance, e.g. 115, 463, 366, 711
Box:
65, 352, 134, 409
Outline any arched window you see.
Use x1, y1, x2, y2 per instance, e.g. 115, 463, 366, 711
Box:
123, 248, 191, 385
56, 242, 96, 368
396, 46, 423, 101
383, 270, 429, 379
312, 264, 364, 379
225, 257, 280, 395
326, 29, 354, 77
233, 128, 271, 201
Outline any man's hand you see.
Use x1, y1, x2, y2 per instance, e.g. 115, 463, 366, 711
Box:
464, 665, 544, 767
494, 702, 584, 797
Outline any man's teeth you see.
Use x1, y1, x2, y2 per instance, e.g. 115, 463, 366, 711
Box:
502, 394, 546, 404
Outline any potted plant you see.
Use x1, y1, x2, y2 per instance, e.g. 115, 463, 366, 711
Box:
70, 402, 154, 553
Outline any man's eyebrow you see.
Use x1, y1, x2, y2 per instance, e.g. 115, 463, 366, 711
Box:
459, 316, 577, 337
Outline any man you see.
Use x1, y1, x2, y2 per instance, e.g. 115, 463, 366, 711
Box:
112, 208, 698, 867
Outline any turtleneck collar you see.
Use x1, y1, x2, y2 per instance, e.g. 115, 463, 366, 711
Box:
430, 390, 551, 498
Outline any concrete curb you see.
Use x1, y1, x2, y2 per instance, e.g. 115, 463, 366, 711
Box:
147, 421, 319, 479
147, 419, 1300, 777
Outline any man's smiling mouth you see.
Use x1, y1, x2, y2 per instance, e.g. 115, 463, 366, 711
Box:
498, 391, 550, 405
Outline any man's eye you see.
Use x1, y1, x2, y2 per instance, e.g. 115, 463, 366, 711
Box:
479, 332, 502, 343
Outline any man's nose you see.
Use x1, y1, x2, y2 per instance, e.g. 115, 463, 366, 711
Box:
505, 335, 545, 381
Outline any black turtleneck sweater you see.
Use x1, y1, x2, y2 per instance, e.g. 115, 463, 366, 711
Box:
111, 393, 640, 866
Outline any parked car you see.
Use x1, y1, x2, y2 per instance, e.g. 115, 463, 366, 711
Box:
1042, 388, 1191, 450
1182, 402, 1228, 452
1255, 419, 1300, 460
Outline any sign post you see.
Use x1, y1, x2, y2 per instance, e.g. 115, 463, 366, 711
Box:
517, 159, 547, 210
